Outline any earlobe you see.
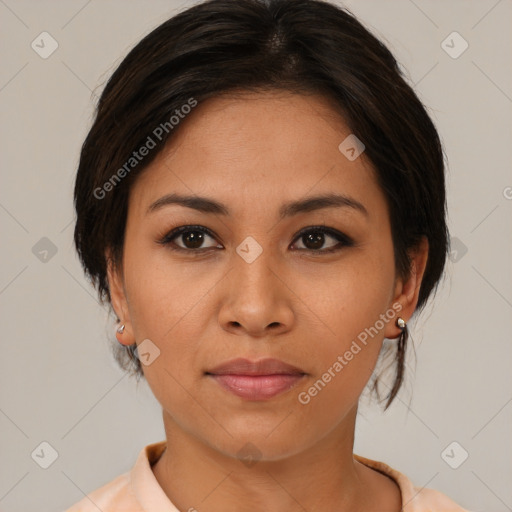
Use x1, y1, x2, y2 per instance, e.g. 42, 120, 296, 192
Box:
115, 322, 133, 346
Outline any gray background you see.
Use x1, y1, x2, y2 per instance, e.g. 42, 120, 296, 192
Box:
1, 1, 511, 511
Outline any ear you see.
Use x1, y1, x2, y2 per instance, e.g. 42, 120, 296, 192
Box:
106, 249, 135, 346
384, 236, 429, 340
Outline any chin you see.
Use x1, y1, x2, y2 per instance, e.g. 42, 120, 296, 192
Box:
202, 427, 313, 464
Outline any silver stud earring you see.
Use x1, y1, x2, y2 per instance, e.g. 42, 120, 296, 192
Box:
117, 324, 125, 334
396, 317, 406, 330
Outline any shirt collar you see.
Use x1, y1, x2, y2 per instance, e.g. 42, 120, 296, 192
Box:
130, 441, 418, 511
130, 440, 179, 511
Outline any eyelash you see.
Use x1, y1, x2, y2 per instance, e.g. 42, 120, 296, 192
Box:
157, 224, 354, 255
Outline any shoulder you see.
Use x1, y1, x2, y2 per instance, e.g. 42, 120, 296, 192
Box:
62, 441, 168, 512
63, 471, 136, 511
406, 485, 472, 511
354, 453, 471, 512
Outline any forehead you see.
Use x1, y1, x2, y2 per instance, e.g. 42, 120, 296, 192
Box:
159, 91, 354, 167
128, 91, 383, 219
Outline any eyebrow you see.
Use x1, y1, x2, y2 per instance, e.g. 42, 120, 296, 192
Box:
147, 192, 368, 219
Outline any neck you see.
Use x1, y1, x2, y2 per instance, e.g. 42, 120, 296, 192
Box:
151, 405, 401, 512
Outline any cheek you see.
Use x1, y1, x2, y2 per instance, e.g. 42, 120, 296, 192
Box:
124, 237, 189, 329
122, 243, 220, 374
317, 252, 395, 338
123, 259, 212, 410
299, 251, 395, 395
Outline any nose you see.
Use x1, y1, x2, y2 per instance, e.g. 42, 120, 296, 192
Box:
217, 247, 295, 338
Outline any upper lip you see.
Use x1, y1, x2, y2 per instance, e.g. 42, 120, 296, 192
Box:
206, 358, 306, 376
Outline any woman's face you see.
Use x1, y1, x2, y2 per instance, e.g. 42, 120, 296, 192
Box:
108, 91, 424, 460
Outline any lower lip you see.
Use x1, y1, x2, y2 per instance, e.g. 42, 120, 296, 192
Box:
208, 374, 305, 400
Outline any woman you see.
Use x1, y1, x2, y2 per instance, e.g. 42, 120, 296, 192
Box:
65, 0, 470, 510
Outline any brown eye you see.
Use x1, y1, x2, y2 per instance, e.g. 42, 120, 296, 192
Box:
301, 231, 328, 250
291, 227, 353, 253
159, 225, 353, 254
159, 226, 221, 251
177, 230, 209, 249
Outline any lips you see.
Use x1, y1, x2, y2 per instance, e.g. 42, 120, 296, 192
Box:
206, 358, 306, 400
206, 357, 305, 376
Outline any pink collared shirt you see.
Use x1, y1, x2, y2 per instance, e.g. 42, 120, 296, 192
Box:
64, 441, 471, 511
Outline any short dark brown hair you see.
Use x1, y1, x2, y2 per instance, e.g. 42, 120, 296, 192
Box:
73, 0, 448, 409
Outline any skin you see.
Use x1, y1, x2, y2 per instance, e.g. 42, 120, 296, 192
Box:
107, 91, 429, 512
